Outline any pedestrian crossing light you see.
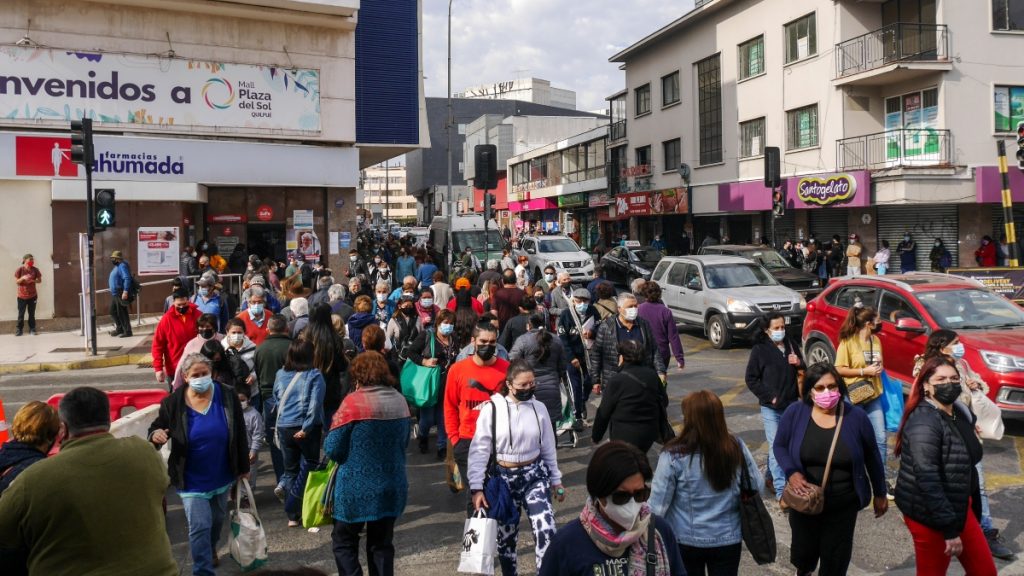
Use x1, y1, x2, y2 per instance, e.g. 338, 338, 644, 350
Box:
95, 188, 116, 229
1016, 121, 1024, 172
70, 118, 94, 166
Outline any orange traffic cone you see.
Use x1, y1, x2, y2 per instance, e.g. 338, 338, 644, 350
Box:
0, 399, 8, 444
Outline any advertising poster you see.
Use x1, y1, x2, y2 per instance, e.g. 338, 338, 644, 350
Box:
995, 87, 1011, 132
949, 268, 1024, 304
137, 226, 179, 276
1012, 87, 1024, 130
293, 209, 314, 230
339, 232, 352, 249
286, 228, 321, 262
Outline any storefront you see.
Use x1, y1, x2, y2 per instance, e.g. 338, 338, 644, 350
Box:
509, 197, 559, 233
557, 191, 588, 242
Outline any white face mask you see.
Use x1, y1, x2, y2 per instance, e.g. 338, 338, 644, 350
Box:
623, 307, 638, 321
601, 497, 642, 531
228, 333, 244, 345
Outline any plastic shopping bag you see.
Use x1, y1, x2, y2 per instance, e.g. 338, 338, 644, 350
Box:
457, 510, 498, 575
229, 478, 269, 572
879, 370, 904, 433
972, 389, 1005, 441
302, 460, 338, 528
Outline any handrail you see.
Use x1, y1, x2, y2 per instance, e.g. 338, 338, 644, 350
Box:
835, 22, 948, 78
837, 128, 952, 171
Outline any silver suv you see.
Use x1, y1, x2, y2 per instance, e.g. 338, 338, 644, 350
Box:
652, 255, 807, 349
514, 235, 595, 283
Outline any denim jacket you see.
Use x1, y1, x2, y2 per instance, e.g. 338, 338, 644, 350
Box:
272, 368, 326, 432
649, 437, 762, 547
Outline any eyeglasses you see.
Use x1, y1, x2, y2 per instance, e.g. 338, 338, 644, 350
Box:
609, 486, 651, 505
812, 383, 840, 393
930, 378, 962, 385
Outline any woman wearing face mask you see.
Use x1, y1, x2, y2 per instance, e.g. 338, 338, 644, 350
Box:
895, 357, 998, 576
930, 237, 952, 273
371, 280, 396, 330
540, 440, 685, 576
222, 318, 257, 399
386, 294, 423, 364
745, 311, 805, 506
414, 287, 440, 330
834, 307, 889, 488
592, 340, 669, 453
509, 312, 568, 429
370, 258, 394, 291
898, 233, 918, 273
171, 314, 223, 391
346, 295, 377, 354
774, 363, 888, 576
408, 309, 459, 458
468, 359, 565, 576
149, 353, 250, 575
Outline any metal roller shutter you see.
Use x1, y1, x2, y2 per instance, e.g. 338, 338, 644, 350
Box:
877, 205, 958, 271
770, 211, 798, 246
808, 209, 849, 244
991, 205, 1024, 240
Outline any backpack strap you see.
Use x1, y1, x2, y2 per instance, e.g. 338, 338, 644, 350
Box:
646, 513, 658, 576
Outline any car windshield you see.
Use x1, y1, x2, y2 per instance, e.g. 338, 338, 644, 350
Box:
703, 264, 776, 289
739, 249, 793, 270
629, 249, 662, 266
916, 289, 1024, 330
453, 230, 504, 253
538, 239, 581, 253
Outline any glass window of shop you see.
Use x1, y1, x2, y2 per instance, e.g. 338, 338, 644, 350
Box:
738, 36, 765, 80
786, 104, 819, 150
530, 157, 548, 182
994, 85, 1024, 133
740, 117, 766, 158
696, 53, 723, 165
993, 0, 1024, 31
610, 145, 628, 194
511, 161, 530, 186
562, 139, 606, 184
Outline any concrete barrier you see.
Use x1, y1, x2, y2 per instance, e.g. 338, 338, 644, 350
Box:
110, 403, 169, 464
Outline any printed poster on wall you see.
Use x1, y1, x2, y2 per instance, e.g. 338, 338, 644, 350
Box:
137, 226, 179, 276
995, 87, 1011, 132
0, 46, 321, 132
1012, 87, 1024, 131
286, 228, 321, 262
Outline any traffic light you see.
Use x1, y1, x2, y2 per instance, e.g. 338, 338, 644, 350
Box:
483, 192, 495, 221
772, 188, 785, 218
1016, 121, 1024, 171
70, 118, 94, 166
94, 188, 115, 229
764, 146, 781, 189
474, 144, 498, 190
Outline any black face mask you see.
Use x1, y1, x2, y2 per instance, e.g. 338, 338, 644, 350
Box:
931, 382, 962, 405
401, 307, 415, 316
512, 388, 535, 402
535, 296, 545, 305
476, 344, 496, 361
176, 305, 189, 315
199, 329, 215, 340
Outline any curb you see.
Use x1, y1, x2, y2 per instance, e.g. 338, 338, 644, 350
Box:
0, 352, 153, 375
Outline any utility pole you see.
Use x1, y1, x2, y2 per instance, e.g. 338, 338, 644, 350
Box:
998, 139, 1020, 266
71, 119, 97, 356
446, 0, 455, 271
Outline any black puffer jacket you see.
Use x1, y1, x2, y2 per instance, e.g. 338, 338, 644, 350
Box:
588, 316, 666, 385
895, 401, 982, 539
744, 337, 804, 411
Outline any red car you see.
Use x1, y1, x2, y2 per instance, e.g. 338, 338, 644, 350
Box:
802, 273, 1024, 412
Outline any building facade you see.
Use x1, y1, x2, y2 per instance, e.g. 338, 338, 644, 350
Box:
455, 77, 577, 110
359, 164, 417, 225
0, 0, 426, 320
608, 0, 1024, 268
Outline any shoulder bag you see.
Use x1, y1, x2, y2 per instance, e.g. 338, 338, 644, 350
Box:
847, 338, 881, 405
400, 332, 441, 408
737, 441, 777, 564
482, 400, 519, 525
781, 403, 844, 515
646, 513, 658, 576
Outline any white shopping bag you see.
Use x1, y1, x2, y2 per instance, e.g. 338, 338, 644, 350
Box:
972, 389, 1005, 441
229, 478, 269, 572
457, 510, 498, 575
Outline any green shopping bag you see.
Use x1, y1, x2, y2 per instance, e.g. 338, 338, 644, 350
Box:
302, 460, 338, 529
400, 333, 441, 408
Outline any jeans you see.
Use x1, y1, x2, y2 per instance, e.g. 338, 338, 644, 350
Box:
566, 361, 591, 419
332, 517, 397, 576
262, 402, 284, 484
861, 398, 888, 478
416, 402, 446, 451
977, 462, 994, 532
181, 490, 229, 576
679, 543, 742, 576
760, 406, 785, 501
278, 425, 322, 521
16, 297, 36, 331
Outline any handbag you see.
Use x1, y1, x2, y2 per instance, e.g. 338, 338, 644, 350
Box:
445, 439, 465, 493
302, 460, 339, 528
972, 388, 1005, 441
482, 401, 520, 526
400, 333, 441, 408
229, 478, 269, 572
273, 372, 303, 450
782, 403, 844, 515
738, 446, 777, 565
646, 513, 658, 576
457, 509, 498, 575
847, 338, 881, 405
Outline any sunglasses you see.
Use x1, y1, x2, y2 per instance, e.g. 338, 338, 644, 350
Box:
812, 383, 840, 393
608, 486, 651, 506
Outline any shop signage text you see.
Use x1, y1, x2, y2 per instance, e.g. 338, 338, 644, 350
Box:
208, 214, 246, 224
796, 174, 857, 206
589, 191, 612, 207
557, 192, 588, 208
0, 47, 321, 133
511, 178, 552, 195
256, 205, 274, 221
615, 192, 651, 217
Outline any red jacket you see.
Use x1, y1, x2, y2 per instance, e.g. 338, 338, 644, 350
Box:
443, 357, 509, 446
975, 242, 997, 267
446, 296, 484, 315
152, 304, 202, 376
236, 310, 270, 346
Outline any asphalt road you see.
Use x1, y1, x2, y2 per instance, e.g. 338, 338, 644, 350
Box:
3, 331, 1024, 575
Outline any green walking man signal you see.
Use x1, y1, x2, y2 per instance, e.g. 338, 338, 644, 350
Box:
94, 188, 116, 230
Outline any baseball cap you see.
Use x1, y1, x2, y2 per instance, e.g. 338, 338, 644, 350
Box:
455, 278, 471, 290
111, 250, 123, 259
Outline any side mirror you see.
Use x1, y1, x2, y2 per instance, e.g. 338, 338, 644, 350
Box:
526, 248, 536, 255
686, 278, 702, 291
896, 317, 926, 333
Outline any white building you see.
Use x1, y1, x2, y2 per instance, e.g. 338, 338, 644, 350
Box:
359, 164, 418, 225
606, 0, 1024, 266
456, 77, 577, 110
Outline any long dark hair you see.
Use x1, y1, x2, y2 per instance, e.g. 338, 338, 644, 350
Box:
528, 312, 551, 362
305, 303, 346, 376
664, 390, 741, 492
454, 307, 479, 350
800, 363, 848, 405
895, 356, 959, 456
922, 329, 957, 361
839, 306, 876, 341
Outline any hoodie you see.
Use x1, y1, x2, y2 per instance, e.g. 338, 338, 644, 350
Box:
152, 303, 202, 376
0, 441, 47, 495
346, 312, 377, 352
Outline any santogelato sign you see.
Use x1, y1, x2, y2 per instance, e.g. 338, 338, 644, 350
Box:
796, 173, 857, 206
0, 46, 321, 133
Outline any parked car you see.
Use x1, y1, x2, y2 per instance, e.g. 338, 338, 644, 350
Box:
601, 243, 662, 285
699, 244, 822, 297
801, 272, 1024, 411
513, 235, 595, 283
652, 255, 806, 349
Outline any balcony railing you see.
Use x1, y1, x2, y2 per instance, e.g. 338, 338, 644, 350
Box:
835, 23, 948, 78
837, 129, 952, 171
610, 120, 627, 141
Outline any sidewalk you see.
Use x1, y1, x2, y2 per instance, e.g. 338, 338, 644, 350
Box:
0, 316, 158, 375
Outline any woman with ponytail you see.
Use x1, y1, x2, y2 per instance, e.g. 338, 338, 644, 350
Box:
509, 311, 568, 427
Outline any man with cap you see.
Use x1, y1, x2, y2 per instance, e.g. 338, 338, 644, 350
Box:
108, 250, 134, 337
846, 233, 864, 276
558, 287, 599, 424
190, 276, 230, 332
152, 288, 202, 388
14, 253, 41, 336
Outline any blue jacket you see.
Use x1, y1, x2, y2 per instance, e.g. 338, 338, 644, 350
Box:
346, 312, 377, 353
191, 293, 230, 332
415, 263, 438, 288
325, 415, 409, 523
395, 255, 417, 280
650, 438, 762, 547
773, 400, 887, 509
108, 261, 132, 295
272, 368, 326, 432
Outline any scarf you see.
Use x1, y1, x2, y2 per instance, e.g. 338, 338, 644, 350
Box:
578, 498, 671, 576
331, 385, 410, 430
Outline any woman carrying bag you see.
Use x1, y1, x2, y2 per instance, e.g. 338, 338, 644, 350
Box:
592, 340, 670, 453
407, 309, 459, 459
468, 359, 565, 576
508, 312, 569, 429
650, 390, 763, 576
773, 363, 888, 576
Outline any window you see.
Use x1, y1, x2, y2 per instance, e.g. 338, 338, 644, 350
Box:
661, 72, 680, 106
739, 117, 766, 158
786, 104, 818, 150
666, 263, 688, 287
696, 54, 723, 165
738, 36, 765, 79
880, 292, 922, 324
784, 13, 817, 64
635, 84, 651, 116
831, 286, 881, 310
662, 139, 681, 172
635, 145, 652, 169
682, 265, 702, 288
993, 0, 1024, 30
994, 85, 1024, 132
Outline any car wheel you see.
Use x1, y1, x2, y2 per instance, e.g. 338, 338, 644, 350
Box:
707, 314, 731, 350
806, 340, 834, 365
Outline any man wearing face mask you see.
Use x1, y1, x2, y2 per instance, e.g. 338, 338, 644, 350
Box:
897, 232, 917, 273
444, 322, 510, 515
548, 271, 574, 321
152, 289, 202, 389
236, 287, 271, 346
345, 249, 370, 284
14, 253, 41, 336
589, 293, 666, 394
535, 265, 558, 295
108, 250, 135, 338
558, 288, 598, 426
190, 277, 230, 333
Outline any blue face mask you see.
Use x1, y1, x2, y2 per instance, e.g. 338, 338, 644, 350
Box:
249, 303, 265, 316
951, 343, 966, 359
575, 302, 589, 315
189, 375, 213, 394
198, 287, 209, 298
770, 329, 786, 343
421, 298, 434, 308
439, 323, 454, 336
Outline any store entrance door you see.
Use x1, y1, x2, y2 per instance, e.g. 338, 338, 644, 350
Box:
247, 224, 287, 263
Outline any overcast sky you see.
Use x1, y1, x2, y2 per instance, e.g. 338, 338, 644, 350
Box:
421, 1, 695, 112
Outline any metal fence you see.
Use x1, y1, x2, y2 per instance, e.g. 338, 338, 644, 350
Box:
837, 128, 952, 171
609, 120, 626, 142
835, 23, 948, 78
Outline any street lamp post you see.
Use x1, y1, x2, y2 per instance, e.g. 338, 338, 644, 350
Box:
446, 0, 454, 270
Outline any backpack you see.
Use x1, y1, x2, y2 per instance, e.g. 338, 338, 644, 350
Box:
127, 273, 142, 302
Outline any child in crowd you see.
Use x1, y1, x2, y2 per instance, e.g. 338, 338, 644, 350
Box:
238, 387, 265, 491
